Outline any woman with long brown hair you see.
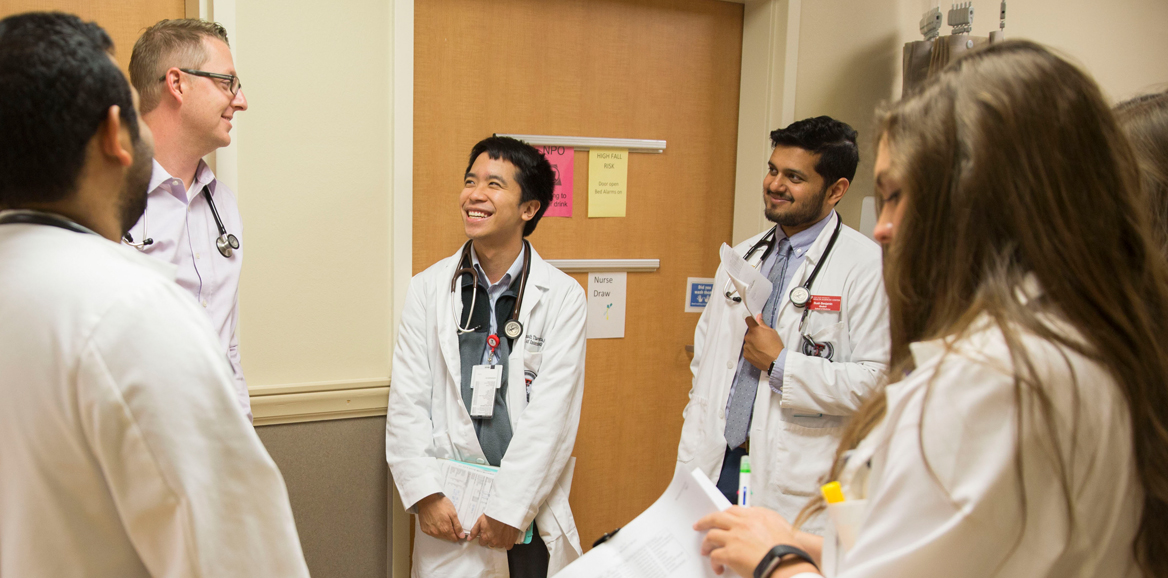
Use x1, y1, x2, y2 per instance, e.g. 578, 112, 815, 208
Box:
696, 40, 1168, 578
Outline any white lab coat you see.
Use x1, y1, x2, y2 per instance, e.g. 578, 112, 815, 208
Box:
677, 212, 889, 533
386, 244, 586, 578
0, 219, 308, 577
816, 312, 1142, 577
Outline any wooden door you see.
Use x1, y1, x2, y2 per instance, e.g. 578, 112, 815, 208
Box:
0, 0, 185, 74
415, 0, 743, 550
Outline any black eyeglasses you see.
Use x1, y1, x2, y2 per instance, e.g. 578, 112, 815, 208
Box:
159, 68, 243, 97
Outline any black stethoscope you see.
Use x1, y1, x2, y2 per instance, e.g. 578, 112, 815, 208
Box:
0, 210, 96, 235
450, 239, 531, 340
724, 216, 843, 313
123, 186, 239, 258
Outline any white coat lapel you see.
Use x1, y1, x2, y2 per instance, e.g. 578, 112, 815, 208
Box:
506, 245, 550, 425
436, 246, 467, 388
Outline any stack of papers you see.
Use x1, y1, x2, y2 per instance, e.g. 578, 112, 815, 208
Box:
554, 465, 738, 578
440, 459, 533, 545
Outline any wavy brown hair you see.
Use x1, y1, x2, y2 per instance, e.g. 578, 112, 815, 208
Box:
1115, 89, 1168, 260
795, 41, 1168, 576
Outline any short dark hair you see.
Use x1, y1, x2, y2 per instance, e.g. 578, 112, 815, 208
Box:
465, 136, 555, 236
770, 116, 859, 186
0, 12, 139, 207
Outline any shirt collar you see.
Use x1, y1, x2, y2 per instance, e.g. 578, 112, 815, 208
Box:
148, 159, 217, 204
776, 211, 834, 255
469, 242, 526, 289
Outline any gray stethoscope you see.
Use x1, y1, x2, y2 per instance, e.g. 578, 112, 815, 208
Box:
123, 186, 239, 258
724, 216, 843, 328
450, 239, 531, 340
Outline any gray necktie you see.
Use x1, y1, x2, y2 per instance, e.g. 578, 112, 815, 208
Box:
724, 240, 791, 449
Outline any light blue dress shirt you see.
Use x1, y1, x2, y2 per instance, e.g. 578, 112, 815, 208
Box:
725, 212, 834, 418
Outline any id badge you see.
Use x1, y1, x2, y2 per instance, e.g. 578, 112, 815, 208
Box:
470, 364, 503, 418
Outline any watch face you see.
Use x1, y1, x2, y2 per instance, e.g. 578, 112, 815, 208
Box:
504, 320, 523, 339
789, 286, 810, 307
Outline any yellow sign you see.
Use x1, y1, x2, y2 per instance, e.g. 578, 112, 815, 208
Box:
588, 148, 628, 217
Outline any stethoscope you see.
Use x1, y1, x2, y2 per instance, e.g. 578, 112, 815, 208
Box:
0, 210, 96, 236
123, 185, 239, 258
450, 239, 532, 340
724, 216, 843, 329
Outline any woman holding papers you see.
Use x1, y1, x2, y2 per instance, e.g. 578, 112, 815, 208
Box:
697, 40, 1168, 578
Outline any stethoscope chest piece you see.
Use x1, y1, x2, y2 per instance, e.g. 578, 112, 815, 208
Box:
504, 319, 523, 340
216, 233, 239, 258
789, 286, 811, 308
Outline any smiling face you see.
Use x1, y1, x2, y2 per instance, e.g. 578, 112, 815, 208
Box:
872, 135, 907, 247
763, 145, 836, 233
460, 153, 540, 246
180, 37, 247, 154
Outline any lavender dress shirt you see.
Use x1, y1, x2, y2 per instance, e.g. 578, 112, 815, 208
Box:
125, 160, 249, 420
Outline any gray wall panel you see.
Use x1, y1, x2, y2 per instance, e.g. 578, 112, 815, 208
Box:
257, 417, 389, 578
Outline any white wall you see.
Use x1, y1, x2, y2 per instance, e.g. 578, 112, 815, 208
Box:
734, 0, 1168, 239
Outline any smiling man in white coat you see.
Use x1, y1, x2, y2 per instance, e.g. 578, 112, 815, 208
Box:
677, 117, 889, 534
0, 12, 307, 577
387, 136, 586, 577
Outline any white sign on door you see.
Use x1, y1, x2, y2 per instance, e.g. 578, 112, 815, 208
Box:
587, 272, 626, 339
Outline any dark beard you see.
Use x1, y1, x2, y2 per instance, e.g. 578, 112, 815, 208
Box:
118, 136, 153, 237
764, 184, 829, 228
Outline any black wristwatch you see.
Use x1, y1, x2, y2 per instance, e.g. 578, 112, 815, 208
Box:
754, 544, 818, 578
767, 359, 777, 375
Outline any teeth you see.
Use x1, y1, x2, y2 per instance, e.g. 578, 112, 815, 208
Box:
468, 211, 489, 218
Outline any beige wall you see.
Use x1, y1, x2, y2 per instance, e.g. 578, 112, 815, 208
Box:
737, 0, 1168, 236
234, 0, 393, 388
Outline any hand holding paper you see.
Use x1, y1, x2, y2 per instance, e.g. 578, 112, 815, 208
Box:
719, 243, 773, 317
416, 493, 466, 543
727, 273, 755, 317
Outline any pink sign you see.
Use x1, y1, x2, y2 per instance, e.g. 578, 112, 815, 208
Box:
539, 146, 573, 217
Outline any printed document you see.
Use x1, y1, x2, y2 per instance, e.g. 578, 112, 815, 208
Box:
720, 243, 772, 317
440, 459, 533, 545
554, 464, 738, 578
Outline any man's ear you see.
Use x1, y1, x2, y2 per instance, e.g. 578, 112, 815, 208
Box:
161, 68, 185, 104
98, 105, 134, 167
519, 199, 541, 221
826, 177, 850, 206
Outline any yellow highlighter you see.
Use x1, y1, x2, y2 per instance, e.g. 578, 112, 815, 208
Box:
821, 481, 846, 504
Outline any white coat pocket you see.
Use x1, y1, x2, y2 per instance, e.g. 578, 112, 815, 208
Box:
677, 395, 710, 464
826, 499, 868, 552
523, 352, 543, 403
800, 321, 844, 361
770, 421, 845, 497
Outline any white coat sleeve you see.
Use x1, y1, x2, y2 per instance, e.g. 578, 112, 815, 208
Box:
76, 284, 308, 577
780, 260, 889, 416
486, 284, 587, 529
385, 275, 446, 511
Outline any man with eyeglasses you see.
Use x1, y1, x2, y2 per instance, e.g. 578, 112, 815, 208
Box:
127, 19, 252, 419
